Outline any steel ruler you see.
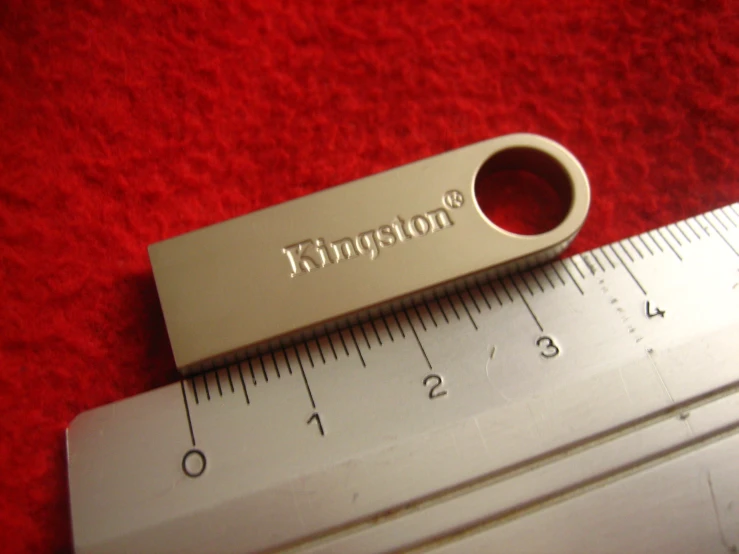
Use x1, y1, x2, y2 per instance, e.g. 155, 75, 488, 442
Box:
68, 203, 739, 554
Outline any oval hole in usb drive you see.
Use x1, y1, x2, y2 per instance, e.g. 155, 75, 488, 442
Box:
474, 146, 574, 236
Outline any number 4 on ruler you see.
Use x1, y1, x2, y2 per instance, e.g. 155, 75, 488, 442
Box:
646, 301, 666, 319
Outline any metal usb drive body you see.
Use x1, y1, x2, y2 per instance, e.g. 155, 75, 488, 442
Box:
149, 133, 590, 374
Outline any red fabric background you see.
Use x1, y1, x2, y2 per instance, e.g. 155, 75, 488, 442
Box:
1, 1, 738, 552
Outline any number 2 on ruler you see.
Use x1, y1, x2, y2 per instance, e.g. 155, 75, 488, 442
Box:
423, 374, 448, 399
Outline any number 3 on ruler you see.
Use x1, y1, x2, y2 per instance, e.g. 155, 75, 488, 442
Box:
537, 336, 561, 359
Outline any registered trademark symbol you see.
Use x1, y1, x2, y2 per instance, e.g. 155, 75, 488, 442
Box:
443, 190, 464, 209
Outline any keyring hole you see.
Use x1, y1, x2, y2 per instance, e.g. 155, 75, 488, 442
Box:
473, 147, 573, 236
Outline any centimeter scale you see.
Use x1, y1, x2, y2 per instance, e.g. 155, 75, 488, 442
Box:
68, 204, 739, 553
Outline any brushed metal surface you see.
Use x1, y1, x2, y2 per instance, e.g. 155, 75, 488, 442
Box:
68, 205, 739, 554
149, 134, 590, 374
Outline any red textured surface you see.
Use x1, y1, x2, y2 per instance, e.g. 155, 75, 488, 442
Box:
1, 1, 738, 552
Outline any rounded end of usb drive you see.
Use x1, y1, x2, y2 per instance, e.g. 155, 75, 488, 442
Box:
469, 133, 590, 245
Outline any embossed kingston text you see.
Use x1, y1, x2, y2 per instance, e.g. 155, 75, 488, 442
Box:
283, 207, 454, 277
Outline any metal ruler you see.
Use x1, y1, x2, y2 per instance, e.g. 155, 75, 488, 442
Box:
68, 204, 739, 554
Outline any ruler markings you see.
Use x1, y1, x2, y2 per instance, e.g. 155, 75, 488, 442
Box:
720, 207, 736, 228
684, 218, 703, 240
570, 256, 586, 279
405, 308, 432, 370
693, 217, 711, 237
313, 336, 326, 365
489, 282, 506, 305
226, 367, 235, 393
589, 251, 607, 272
271, 351, 281, 378
710, 209, 729, 231
386, 316, 397, 341
247, 357, 257, 385
422, 300, 437, 326
202, 374, 211, 401
579, 254, 597, 276
702, 213, 739, 257
522, 273, 536, 296
301, 341, 313, 367
190, 376, 199, 405
278, 350, 291, 376
559, 260, 584, 295
550, 262, 568, 284
431, 296, 449, 324
236, 364, 250, 404
713, 209, 739, 237
448, 289, 462, 309
180, 381, 196, 447
520, 274, 535, 296
726, 204, 739, 224
390, 312, 406, 339
280, 346, 293, 375
618, 241, 635, 263
280, 347, 294, 376
214, 371, 223, 397
293, 346, 317, 409
481, 281, 498, 304
381, 316, 395, 342
666, 225, 683, 247
510, 277, 544, 332
362, 318, 381, 345
370, 319, 383, 346
529, 270, 545, 291
473, 282, 493, 309
608, 244, 647, 296
326, 331, 339, 358
447, 295, 461, 320
538, 267, 556, 289
297, 343, 312, 371
627, 237, 644, 259
675, 221, 692, 244
499, 279, 514, 304
530, 271, 544, 293
410, 305, 428, 332
359, 322, 372, 349
482, 281, 498, 304
354, 320, 372, 350
636, 234, 654, 256
429, 299, 441, 323
435, 297, 451, 324
426, 300, 442, 327
348, 327, 366, 367
464, 289, 482, 314
259, 355, 270, 380
338, 330, 350, 357
414, 303, 430, 329
656, 228, 683, 261
497, 279, 514, 303
457, 292, 478, 331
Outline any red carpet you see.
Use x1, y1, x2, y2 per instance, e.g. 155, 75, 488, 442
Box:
1, 1, 737, 552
